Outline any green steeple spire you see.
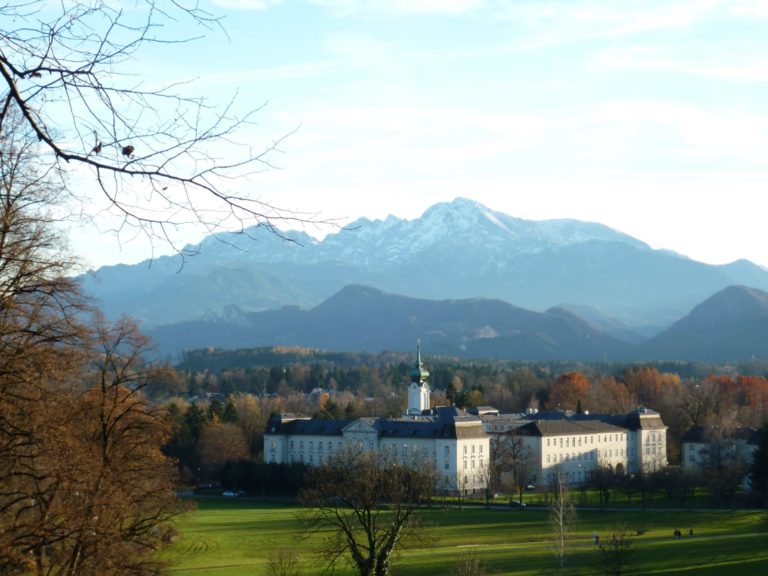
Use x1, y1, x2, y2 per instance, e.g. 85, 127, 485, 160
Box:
410, 342, 430, 383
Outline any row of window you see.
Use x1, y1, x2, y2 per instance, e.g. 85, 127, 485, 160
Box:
462, 457, 484, 470
288, 439, 343, 452
546, 448, 624, 464
546, 433, 625, 448
283, 439, 488, 457
644, 431, 664, 443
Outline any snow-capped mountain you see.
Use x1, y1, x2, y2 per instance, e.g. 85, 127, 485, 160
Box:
191, 197, 649, 268
80, 197, 768, 336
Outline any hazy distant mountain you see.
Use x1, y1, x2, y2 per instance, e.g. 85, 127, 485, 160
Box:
147, 284, 768, 363
552, 303, 648, 343
639, 285, 768, 362
147, 285, 634, 361
81, 197, 768, 334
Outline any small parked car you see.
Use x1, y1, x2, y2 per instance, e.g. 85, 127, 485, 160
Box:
508, 499, 527, 508
222, 490, 237, 497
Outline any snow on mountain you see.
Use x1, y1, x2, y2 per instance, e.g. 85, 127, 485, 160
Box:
292, 197, 651, 267
164, 197, 650, 270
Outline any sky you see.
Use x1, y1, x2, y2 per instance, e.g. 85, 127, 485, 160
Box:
66, 0, 768, 269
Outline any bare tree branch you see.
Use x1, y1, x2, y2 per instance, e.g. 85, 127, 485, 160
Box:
0, 1, 333, 261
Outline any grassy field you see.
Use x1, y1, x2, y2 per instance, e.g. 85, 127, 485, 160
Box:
161, 498, 768, 575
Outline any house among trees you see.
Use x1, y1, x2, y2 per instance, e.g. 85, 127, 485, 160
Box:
264, 347, 491, 494
681, 425, 759, 473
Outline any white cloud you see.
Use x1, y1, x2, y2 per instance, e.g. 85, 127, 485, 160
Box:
594, 43, 768, 82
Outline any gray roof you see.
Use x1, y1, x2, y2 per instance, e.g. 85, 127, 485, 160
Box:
266, 405, 487, 440
484, 405, 668, 432
516, 420, 627, 437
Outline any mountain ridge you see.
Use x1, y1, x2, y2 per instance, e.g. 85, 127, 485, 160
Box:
80, 197, 768, 334
146, 284, 768, 364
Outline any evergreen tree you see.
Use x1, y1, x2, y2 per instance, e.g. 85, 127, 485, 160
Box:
750, 423, 768, 505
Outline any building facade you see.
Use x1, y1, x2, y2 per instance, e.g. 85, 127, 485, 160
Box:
478, 407, 668, 487
263, 350, 490, 493
263, 348, 669, 492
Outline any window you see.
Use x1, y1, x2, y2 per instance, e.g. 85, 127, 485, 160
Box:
445, 446, 450, 456
309, 441, 313, 451
445, 461, 450, 470
290, 440, 294, 449
547, 439, 551, 447
479, 445, 483, 454
464, 445, 467, 455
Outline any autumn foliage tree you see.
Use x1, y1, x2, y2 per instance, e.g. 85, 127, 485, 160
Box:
0, 116, 182, 575
0, 115, 89, 572
547, 372, 590, 412
29, 317, 183, 576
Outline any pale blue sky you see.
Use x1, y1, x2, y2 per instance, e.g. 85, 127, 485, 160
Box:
68, 0, 768, 269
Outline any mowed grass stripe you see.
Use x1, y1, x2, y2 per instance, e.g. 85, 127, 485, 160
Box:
160, 499, 768, 575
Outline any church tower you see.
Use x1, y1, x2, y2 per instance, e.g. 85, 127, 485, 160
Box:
407, 344, 430, 416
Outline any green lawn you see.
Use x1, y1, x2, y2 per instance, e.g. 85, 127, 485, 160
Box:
160, 498, 768, 575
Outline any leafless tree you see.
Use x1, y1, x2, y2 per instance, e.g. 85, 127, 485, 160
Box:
489, 432, 534, 506
299, 448, 435, 576
593, 525, 636, 576
0, 1, 326, 258
266, 547, 302, 576
453, 550, 491, 576
549, 469, 576, 573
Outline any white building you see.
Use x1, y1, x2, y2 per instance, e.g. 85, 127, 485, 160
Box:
482, 407, 668, 487
263, 349, 490, 494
